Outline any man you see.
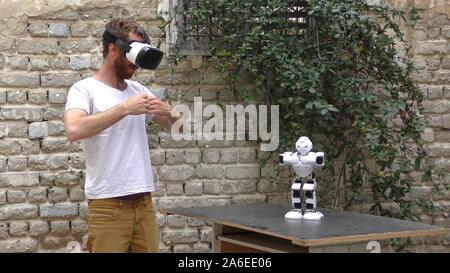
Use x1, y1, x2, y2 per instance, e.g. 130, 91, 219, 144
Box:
64, 18, 181, 253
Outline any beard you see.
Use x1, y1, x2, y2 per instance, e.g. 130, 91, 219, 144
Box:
114, 57, 136, 80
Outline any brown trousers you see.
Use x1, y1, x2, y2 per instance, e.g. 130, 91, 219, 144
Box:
87, 194, 159, 253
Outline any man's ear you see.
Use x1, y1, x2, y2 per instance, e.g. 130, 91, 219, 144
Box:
108, 43, 120, 58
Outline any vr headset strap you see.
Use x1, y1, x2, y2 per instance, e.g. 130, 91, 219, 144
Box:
102, 31, 132, 53
137, 26, 151, 45
115, 39, 132, 53
102, 31, 117, 43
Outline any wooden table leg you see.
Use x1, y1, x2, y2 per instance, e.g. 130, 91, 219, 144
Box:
212, 223, 223, 253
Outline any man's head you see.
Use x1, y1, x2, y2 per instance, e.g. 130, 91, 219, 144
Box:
102, 18, 148, 79
102, 18, 149, 58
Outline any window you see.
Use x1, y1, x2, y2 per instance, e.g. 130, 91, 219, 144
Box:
161, 0, 308, 56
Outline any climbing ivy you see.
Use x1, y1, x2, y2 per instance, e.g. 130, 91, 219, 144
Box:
165, 0, 445, 221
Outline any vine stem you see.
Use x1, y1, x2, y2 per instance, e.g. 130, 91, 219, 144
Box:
316, 26, 322, 60
333, 150, 347, 209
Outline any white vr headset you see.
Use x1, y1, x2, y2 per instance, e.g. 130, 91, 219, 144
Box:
102, 26, 164, 70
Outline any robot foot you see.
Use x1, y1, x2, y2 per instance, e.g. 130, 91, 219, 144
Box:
285, 210, 303, 220
303, 210, 324, 221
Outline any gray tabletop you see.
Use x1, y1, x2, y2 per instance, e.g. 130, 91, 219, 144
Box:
160, 203, 449, 247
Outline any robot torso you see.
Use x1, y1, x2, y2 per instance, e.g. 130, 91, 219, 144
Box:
292, 152, 316, 178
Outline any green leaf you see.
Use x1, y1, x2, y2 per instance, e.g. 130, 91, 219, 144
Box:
414, 157, 422, 171
328, 105, 339, 112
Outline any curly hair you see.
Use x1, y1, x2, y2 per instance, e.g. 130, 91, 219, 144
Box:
102, 18, 141, 58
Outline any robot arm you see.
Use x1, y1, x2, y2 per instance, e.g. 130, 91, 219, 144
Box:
279, 152, 300, 165
300, 152, 325, 167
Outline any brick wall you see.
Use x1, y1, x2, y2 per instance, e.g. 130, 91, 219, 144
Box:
0, 0, 448, 252
403, 0, 450, 253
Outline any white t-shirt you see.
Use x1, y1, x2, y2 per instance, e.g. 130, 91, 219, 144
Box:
65, 77, 155, 199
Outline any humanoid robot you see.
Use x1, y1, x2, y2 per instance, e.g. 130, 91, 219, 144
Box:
279, 136, 325, 220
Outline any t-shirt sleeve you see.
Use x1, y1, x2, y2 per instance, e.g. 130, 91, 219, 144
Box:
65, 84, 92, 115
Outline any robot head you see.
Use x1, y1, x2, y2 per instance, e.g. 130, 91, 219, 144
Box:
295, 136, 313, 154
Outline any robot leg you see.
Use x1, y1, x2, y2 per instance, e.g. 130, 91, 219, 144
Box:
291, 180, 302, 210
303, 180, 324, 221
285, 179, 303, 219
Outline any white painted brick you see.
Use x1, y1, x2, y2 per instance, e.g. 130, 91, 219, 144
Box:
39, 203, 78, 218
29, 122, 48, 139
49, 23, 70, 37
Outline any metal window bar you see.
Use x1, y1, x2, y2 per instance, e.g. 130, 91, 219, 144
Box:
175, 0, 308, 56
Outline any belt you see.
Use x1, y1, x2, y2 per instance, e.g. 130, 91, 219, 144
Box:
114, 192, 150, 201
88, 193, 152, 208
